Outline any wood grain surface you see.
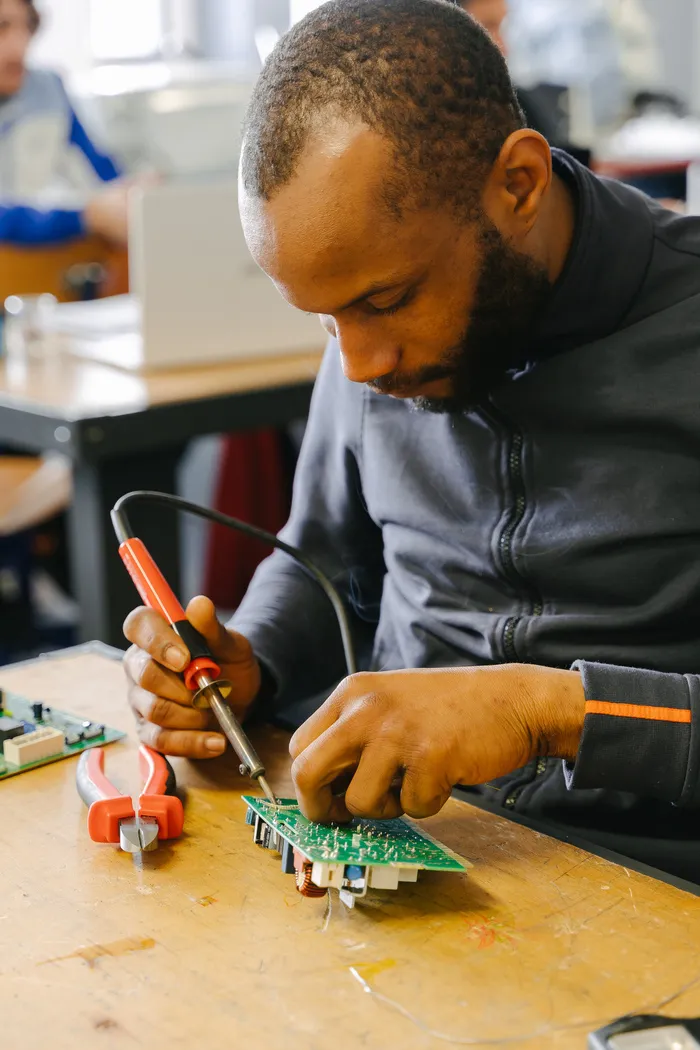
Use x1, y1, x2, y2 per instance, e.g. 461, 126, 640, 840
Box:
2, 648, 700, 1050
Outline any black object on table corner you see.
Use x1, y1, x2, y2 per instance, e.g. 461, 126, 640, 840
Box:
590, 1015, 700, 1050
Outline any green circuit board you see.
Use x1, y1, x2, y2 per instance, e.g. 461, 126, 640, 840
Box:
0, 693, 124, 780
243, 796, 468, 871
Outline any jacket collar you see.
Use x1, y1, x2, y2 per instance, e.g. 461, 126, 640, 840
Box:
533, 149, 655, 358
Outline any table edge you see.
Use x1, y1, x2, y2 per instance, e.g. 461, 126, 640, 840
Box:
455, 788, 700, 899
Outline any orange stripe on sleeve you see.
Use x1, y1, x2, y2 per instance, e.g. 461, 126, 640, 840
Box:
586, 700, 691, 724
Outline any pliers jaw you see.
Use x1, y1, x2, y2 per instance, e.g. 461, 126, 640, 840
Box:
77, 745, 183, 854
119, 816, 160, 853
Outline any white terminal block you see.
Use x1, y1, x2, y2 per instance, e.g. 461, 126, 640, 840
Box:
310, 862, 422, 893
311, 862, 345, 889
3, 726, 65, 766
368, 866, 420, 891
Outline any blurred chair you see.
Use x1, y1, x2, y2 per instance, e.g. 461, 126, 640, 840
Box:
204, 429, 293, 612
0, 454, 72, 539
0, 454, 74, 663
0, 235, 128, 303
0, 237, 125, 661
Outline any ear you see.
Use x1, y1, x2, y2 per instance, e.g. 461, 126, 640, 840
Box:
482, 130, 552, 237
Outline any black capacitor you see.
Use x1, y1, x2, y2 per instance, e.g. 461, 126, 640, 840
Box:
0, 688, 4, 712
31, 702, 43, 721
254, 815, 272, 847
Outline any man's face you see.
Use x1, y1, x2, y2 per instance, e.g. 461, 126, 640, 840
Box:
461, 0, 508, 55
241, 123, 550, 413
0, 0, 32, 96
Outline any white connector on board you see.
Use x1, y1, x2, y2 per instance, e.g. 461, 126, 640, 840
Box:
309, 860, 422, 908
3, 726, 65, 766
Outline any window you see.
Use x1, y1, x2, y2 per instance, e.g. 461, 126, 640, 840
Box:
289, 1, 324, 25
89, 0, 164, 61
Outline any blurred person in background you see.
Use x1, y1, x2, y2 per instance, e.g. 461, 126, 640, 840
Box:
457, 0, 507, 53
0, 0, 131, 246
457, 0, 589, 163
505, 0, 659, 132
506, 0, 689, 206
460, 0, 681, 191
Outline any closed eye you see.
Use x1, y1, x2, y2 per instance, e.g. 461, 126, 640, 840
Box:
365, 290, 414, 317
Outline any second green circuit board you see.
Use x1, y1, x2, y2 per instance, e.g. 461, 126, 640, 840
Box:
0, 693, 124, 780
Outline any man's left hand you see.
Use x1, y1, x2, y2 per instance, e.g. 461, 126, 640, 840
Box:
289, 665, 585, 822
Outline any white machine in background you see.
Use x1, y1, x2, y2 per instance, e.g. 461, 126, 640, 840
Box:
50, 180, 325, 371
70, 62, 255, 179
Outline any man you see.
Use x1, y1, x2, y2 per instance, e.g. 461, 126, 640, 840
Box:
124, 0, 700, 880
0, 0, 130, 245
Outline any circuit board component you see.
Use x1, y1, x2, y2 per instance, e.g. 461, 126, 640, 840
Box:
0, 691, 124, 779
243, 796, 470, 907
0, 717, 24, 746
3, 726, 65, 766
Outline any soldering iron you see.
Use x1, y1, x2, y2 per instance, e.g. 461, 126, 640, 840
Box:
111, 491, 356, 804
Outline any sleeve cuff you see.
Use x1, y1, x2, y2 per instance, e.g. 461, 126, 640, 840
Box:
564, 660, 700, 805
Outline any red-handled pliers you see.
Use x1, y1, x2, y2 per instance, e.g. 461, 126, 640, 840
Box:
76, 745, 184, 853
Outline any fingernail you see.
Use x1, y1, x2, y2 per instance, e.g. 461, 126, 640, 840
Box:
206, 736, 226, 753
164, 645, 188, 671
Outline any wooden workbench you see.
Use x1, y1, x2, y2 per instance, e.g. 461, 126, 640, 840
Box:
3, 646, 700, 1050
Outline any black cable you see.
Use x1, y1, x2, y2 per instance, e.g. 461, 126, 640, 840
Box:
111, 490, 357, 676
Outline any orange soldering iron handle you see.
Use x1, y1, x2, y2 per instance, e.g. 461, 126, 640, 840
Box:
119, 537, 187, 624
119, 537, 221, 690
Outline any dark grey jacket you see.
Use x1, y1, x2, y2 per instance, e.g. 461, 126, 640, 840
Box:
232, 151, 700, 880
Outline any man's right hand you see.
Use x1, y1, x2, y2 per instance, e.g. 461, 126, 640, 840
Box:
123, 595, 261, 759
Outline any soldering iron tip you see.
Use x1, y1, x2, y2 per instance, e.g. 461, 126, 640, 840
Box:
257, 775, 277, 806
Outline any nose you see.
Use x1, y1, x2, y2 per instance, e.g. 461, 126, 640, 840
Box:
333, 320, 400, 385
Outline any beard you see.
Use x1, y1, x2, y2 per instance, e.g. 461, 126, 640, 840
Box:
369, 216, 552, 414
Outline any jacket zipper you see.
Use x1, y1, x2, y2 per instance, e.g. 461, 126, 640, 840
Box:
488, 406, 543, 661
486, 403, 546, 812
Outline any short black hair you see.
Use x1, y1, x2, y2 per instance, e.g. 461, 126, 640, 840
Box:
241, 0, 524, 219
